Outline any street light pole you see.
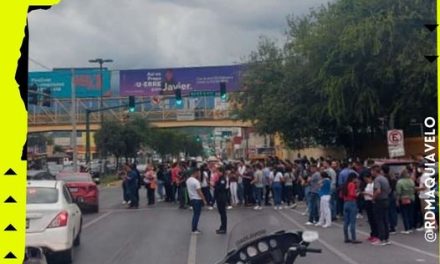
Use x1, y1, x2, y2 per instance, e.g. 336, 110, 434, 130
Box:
88, 58, 113, 124
88, 58, 113, 171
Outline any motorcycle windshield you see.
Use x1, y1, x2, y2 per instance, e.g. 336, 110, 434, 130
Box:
218, 212, 300, 264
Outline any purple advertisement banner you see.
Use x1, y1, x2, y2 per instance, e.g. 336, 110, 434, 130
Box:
119, 65, 242, 96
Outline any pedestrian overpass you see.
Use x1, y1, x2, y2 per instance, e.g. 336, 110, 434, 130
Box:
27, 96, 253, 133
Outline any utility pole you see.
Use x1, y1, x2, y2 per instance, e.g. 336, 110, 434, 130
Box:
71, 69, 78, 172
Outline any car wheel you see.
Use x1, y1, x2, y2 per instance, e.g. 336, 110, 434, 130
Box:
73, 230, 81, 247
74, 219, 82, 247
59, 247, 73, 264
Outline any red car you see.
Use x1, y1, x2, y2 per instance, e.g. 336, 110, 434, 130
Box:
56, 172, 99, 213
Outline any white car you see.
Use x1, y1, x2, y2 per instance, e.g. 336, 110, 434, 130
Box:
26, 180, 83, 263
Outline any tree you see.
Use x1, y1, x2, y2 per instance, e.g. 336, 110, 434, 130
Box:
234, 0, 436, 155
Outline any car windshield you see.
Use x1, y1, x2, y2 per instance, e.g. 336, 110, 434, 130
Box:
27, 187, 58, 204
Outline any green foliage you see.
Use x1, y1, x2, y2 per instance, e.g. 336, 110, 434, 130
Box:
234, 0, 436, 153
95, 118, 204, 161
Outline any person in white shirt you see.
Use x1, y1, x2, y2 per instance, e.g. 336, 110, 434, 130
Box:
186, 169, 207, 234
362, 173, 379, 242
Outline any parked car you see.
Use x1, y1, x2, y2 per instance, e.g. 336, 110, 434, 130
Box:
56, 172, 99, 213
27, 170, 55, 181
26, 180, 82, 264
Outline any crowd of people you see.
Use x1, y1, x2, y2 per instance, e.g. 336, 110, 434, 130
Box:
117, 155, 439, 243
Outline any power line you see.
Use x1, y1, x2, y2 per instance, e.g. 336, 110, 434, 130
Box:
29, 57, 52, 70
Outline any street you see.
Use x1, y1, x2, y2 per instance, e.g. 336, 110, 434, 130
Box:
73, 185, 439, 264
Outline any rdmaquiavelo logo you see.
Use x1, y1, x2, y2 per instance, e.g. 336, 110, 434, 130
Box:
0, 1, 59, 263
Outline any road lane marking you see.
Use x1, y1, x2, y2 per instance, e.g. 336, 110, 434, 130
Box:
278, 210, 361, 264
289, 208, 439, 259
330, 222, 439, 259
83, 211, 112, 229
187, 234, 197, 264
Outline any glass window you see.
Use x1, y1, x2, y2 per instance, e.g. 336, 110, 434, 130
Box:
63, 185, 73, 203
27, 187, 58, 204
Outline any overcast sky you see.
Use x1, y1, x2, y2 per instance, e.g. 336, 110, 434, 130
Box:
28, 0, 329, 71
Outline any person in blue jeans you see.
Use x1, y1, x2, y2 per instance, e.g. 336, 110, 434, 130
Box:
186, 169, 207, 234
271, 167, 285, 210
342, 173, 362, 244
305, 164, 321, 225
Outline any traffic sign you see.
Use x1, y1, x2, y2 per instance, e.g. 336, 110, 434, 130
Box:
190, 91, 216, 97
387, 130, 405, 158
152, 96, 161, 105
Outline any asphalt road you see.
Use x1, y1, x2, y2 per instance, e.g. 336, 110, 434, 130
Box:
69, 184, 439, 264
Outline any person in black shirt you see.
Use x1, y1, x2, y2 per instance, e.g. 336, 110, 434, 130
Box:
214, 167, 228, 234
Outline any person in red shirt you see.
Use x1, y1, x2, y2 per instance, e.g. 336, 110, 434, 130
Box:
342, 173, 362, 244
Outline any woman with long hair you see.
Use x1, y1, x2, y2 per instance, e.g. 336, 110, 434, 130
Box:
396, 169, 416, 233
271, 166, 285, 210
342, 172, 362, 244
144, 165, 157, 205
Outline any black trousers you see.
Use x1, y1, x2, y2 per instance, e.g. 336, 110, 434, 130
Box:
243, 181, 253, 204
374, 199, 390, 241
265, 185, 272, 205
164, 182, 173, 202
146, 184, 155, 205
179, 186, 187, 208
365, 200, 378, 237
217, 199, 227, 231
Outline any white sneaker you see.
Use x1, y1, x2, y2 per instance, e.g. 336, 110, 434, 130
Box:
122, 201, 127, 205
356, 213, 363, 219
254, 206, 259, 210
416, 227, 425, 232
192, 230, 201, 235
127, 200, 132, 205
274, 207, 278, 210
227, 206, 233, 210
258, 206, 263, 210
278, 206, 283, 210
305, 222, 314, 226
322, 224, 331, 228
301, 211, 308, 216
400, 230, 411, 234
290, 204, 297, 209
208, 206, 214, 210
315, 223, 322, 227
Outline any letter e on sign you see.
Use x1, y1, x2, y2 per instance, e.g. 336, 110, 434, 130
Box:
388, 130, 403, 145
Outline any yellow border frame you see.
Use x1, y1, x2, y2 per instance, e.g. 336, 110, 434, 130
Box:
0, 1, 59, 262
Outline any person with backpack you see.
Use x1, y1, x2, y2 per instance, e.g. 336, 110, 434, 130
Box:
396, 169, 416, 234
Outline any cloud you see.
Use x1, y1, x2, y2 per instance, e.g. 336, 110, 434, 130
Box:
28, 0, 329, 71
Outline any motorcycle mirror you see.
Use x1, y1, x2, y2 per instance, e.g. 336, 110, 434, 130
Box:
302, 231, 319, 243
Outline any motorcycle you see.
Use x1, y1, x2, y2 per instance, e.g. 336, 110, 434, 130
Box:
216, 213, 322, 264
